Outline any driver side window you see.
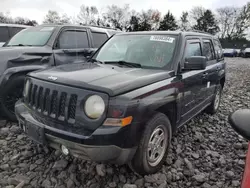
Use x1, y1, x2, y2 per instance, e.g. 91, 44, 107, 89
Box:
185, 40, 202, 58
57, 30, 89, 49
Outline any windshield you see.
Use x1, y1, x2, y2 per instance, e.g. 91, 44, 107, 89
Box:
94, 34, 177, 69
6, 26, 55, 46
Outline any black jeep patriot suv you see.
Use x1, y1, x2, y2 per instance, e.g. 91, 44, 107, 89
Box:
15, 31, 225, 175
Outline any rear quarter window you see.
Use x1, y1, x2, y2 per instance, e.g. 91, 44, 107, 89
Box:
0, 27, 10, 42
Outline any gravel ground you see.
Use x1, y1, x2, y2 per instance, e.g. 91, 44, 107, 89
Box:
0, 57, 250, 188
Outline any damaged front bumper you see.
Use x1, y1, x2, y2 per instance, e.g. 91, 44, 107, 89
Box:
15, 100, 136, 165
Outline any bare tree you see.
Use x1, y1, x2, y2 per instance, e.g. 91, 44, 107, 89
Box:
77, 5, 99, 25
190, 6, 205, 21
217, 3, 250, 39
104, 4, 130, 30
43, 10, 71, 24
0, 12, 13, 23
217, 7, 239, 38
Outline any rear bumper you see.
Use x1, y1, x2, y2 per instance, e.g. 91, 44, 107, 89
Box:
15, 100, 137, 164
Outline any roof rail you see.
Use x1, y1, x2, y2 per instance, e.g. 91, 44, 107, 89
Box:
188, 29, 212, 35
80, 24, 120, 31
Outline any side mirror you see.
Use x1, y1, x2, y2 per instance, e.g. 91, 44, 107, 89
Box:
86, 49, 97, 59
229, 109, 250, 141
183, 56, 207, 70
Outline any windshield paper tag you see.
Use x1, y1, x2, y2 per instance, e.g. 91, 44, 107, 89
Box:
150, 36, 175, 43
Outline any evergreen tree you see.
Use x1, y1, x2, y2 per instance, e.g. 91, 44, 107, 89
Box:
127, 15, 140, 31
179, 11, 190, 31
158, 11, 178, 31
193, 9, 219, 35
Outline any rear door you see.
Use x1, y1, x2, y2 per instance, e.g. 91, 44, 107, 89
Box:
53, 28, 93, 65
0, 26, 10, 46
201, 38, 218, 98
179, 37, 208, 123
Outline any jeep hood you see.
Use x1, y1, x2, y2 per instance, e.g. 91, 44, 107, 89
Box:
0, 46, 52, 74
29, 63, 173, 96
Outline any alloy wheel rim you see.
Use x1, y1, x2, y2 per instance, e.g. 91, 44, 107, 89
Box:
147, 125, 167, 167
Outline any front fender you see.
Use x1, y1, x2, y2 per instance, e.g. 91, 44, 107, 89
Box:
0, 65, 48, 87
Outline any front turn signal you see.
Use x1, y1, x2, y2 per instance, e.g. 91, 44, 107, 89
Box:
103, 116, 133, 127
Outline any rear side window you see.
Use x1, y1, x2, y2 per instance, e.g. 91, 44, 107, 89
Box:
203, 40, 215, 60
0, 27, 9, 42
92, 32, 108, 48
214, 39, 223, 59
9, 27, 25, 38
58, 30, 89, 49
185, 40, 202, 58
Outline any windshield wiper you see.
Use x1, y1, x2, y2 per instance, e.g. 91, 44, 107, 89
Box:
88, 58, 104, 64
104, 61, 141, 68
7, 44, 33, 47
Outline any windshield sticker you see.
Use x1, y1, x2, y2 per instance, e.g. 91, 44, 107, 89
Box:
150, 36, 175, 43
40, 27, 55, 31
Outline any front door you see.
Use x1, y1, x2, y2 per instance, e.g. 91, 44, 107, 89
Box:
179, 38, 208, 125
53, 28, 94, 65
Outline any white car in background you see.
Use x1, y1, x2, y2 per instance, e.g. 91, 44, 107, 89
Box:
0, 24, 30, 47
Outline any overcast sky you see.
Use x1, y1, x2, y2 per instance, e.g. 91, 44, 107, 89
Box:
1, 0, 249, 23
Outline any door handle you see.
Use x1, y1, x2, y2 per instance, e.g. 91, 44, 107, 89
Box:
216, 67, 221, 71
203, 72, 208, 76
203, 72, 208, 78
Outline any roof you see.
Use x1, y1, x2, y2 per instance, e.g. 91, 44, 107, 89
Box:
0, 23, 31, 28
116, 30, 214, 37
40, 24, 119, 31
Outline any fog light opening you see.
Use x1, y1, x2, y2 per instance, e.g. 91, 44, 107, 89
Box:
61, 145, 69, 155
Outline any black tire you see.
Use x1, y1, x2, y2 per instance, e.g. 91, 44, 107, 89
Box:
206, 84, 222, 114
129, 112, 172, 175
1, 74, 25, 121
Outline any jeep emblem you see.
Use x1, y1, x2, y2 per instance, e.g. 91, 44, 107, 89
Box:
48, 76, 57, 81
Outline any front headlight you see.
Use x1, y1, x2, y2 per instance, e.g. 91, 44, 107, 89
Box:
23, 79, 30, 97
84, 95, 105, 119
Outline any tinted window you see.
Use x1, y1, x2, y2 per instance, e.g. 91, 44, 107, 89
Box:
92, 32, 108, 48
9, 27, 25, 38
185, 41, 202, 58
6, 27, 54, 46
0, 27, 9, 42
203, 40, 215, 60
59, 30, 89, 49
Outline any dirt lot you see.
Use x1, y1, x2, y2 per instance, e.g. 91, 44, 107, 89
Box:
0, 57, 249, 188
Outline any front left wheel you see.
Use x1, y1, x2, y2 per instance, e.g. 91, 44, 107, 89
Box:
129, 112, 172, 175
1, 75, 25, 121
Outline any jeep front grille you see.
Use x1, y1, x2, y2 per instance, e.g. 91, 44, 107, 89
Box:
26, 84, 77, 123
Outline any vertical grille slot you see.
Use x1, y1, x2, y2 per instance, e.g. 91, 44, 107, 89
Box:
68, 94, 77, 121
28, 83, 33, 103
31, 85, 38, 107
50, 91, 58, 117
44, 89, 50, 114
59, 92, 67, 118
37, 87, 43, 110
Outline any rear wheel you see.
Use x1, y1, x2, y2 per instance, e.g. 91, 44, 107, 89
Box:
1, 75, 25, 121
129, 113, 172, 175
206, 85, 222, 114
